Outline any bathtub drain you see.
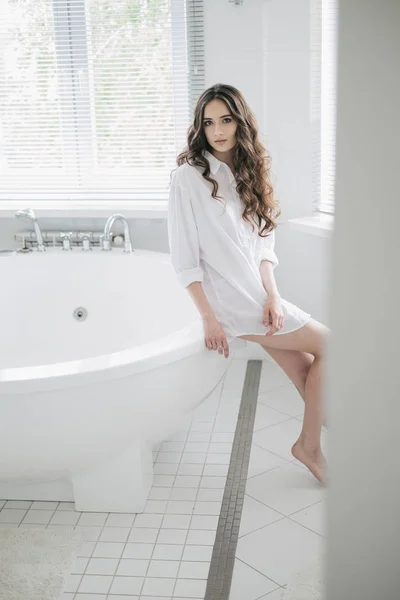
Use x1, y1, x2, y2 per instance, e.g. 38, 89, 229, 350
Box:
73, 307, 88, 321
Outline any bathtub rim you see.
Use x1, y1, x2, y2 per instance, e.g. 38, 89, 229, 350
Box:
0, 248, 210, 393
0, 319, 216, 393
0, 248, 245, 394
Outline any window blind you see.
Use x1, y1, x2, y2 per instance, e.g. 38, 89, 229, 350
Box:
0, 0, 205, 200
311, 0, 338, 215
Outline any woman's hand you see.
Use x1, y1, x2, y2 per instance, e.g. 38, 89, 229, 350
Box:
202, 315, 230, 359
263, 294, 284, 336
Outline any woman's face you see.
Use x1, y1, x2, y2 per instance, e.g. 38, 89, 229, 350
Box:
203, 98, 238, 154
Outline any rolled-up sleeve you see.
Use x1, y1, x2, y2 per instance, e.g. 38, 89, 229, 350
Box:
260, 228, 279, 269
168, 168, 204, 288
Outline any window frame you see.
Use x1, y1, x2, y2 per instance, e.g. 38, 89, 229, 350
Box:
311, 0, 338, 217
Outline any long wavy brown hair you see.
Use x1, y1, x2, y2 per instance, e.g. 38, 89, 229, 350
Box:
176, 83, 281, 237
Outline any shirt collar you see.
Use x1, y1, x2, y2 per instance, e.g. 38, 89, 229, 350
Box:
203, 149, 223, 175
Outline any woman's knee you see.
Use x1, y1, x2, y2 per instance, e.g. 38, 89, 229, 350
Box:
313, 321, 330, 359
263, 347, 314, 395
299, 319, 330, 359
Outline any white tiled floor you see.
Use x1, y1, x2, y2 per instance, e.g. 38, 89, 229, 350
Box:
0, 357, 327, 599
236, 361, 327, 599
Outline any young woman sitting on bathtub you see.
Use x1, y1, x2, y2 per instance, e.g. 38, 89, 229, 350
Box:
167, 83, 330, 484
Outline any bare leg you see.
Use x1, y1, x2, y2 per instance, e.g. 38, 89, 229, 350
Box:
291, 355, 327, 484
262, 346, 328, 429
262, 347, 314, 399
239, 319, 330, 484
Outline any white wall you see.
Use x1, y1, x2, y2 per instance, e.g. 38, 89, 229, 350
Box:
0, 0, 331, 326
260, 0, 332, 324
326, 1, 400, 597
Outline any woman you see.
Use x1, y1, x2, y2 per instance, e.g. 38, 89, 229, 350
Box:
167, 84, 330, 484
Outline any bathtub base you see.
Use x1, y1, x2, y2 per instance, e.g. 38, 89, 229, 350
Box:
0, 441, 153, 513
72, 440, 153, 513
0, 478, 74, 503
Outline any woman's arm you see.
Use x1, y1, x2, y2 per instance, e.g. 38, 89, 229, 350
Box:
259, 228, 280, 297
168, 169, 218, 321
167, 169, 203, 288
260, 259, 280, 298
186, 281, 217, 320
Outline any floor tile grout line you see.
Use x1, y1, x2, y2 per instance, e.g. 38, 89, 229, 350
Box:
241, 486, 327, 527
253, 415, 300, 434
285, 518, 326, 538
169, 361, 246, 598
249, 440, 293, 461
149, 414, 202, 591
288, 498, 325, 516
204, 360, 262, 600
157, 367, 231, 598
46, 502, 85, 599
75, 501, 146, 596
234, 556, 284, 589
167, 372, 226, 598
146, 425, 190, 597
253, 588, 285, 600
236, 504, 326, 544
104, 509, 141, 597
73, 508, 116, 598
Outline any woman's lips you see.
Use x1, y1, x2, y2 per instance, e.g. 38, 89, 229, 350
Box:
215, 140, 226, 145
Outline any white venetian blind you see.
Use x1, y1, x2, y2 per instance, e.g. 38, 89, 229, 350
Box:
311, 0, 338, 214
0, 0, 204, 200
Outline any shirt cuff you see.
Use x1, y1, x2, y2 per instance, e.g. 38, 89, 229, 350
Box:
260, 248, 279, 268
177, 266, 204, 288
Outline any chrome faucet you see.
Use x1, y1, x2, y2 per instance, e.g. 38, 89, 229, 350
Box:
60, 232, 73, 251
102, 214, 133, 252
15, 208, 46, 252
78, 232, 92, 251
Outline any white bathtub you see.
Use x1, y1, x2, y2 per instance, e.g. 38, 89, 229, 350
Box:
0, 247, 240, 512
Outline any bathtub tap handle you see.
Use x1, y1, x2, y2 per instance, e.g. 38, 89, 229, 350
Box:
100, 233, 111, 251
60, 232, 73, 251
78, 232, 92, 251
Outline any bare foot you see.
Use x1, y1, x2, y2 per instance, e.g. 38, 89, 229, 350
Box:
291, 441, 327, 484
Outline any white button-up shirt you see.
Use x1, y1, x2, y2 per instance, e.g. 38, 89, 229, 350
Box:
168, 150, 310, 343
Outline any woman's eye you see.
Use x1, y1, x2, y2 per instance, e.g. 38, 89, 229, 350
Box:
204, 118, 232, 127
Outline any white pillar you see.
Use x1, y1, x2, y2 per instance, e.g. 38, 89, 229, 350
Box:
326, 1, 400, 598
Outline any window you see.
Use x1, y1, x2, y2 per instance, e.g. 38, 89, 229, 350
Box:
0, 0, 204, 200
311, 0, 338, 215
